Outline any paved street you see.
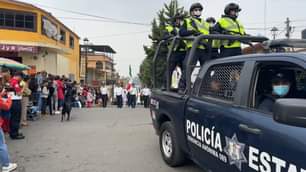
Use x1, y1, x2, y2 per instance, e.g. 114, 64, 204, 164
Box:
7, 107, 202, 172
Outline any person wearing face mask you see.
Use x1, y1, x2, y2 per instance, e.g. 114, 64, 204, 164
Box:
164, 13, 187, 86
213, 3, 246, 58
258, 73, 291, 112
206, 17, 220, 59
178, 2, 210, 91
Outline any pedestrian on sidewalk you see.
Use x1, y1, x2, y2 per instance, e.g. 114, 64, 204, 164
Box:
0, 70, 11, 133
47, 78, 55, 115
129, 83, 137, 108
141, 86, 151, 108
0, 86, 18, 172
86, 89, 94, 108
20, 75, 31, 126
41, 81, 49, 115
114, 84, 123, 108
9, 72, 25, 140
126, 81, 132, 107
55, 76, 64, 114
52, 77, 58, 113
100, 84, 108, 108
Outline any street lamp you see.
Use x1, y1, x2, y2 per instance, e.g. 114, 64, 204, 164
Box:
83, 38, 89, 84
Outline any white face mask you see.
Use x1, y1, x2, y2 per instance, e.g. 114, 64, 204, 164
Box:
193, 10, 202, 17
235, 12, 239, 17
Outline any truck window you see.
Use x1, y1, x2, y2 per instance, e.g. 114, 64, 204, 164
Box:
253, 62, 306, 112
199, 63, 244, 102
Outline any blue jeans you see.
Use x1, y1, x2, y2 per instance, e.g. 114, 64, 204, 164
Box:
0, 128, 10, 167
37, 92, 42, 111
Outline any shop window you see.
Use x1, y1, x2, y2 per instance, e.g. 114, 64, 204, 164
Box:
0, 9, 36, 31
4, 12, 14, 27
0, 12, 4, 26
69, 36, 74, 49
15, 14, 25, 28
25, 15, 34, 29
60, 29, 66, 44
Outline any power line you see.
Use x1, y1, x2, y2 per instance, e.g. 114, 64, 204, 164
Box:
32, 3, 150, 26
57, 17, 150, 25
87, 31, 150, 39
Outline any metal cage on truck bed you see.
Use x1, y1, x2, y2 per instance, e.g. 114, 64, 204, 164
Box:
152, 34, 268, 94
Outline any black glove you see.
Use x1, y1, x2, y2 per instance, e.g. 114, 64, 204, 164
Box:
193, 31, 201, 36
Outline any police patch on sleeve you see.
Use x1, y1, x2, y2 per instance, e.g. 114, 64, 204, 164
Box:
224, 134, 247, 171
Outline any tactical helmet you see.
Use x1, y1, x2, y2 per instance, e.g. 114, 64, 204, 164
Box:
206, 17, 216, 24
224, 3, 241, 15
173, 13, 184, 20
190, 2, 203, 13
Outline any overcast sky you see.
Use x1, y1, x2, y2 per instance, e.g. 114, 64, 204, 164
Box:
22, 0, 306, 77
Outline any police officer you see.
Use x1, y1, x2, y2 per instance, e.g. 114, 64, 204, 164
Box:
164, 13, 186, 83
206, 17, 220, 59
178, 2, 210, 90
258, 72, 291, 112
214, 3, 246, 57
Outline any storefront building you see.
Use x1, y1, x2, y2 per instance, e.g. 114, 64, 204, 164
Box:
80, 45, 118, 86
0, 0, 80, 80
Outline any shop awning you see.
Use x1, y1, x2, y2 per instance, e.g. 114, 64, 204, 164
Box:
0, 40, 71, 54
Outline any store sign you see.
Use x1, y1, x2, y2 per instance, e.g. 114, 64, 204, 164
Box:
42, 17, 59, 40
0, 44, 38, 53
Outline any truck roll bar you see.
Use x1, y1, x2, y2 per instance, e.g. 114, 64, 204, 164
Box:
152, 34, 269, 94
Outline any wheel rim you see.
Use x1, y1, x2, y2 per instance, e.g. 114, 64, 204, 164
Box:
162, 130, 173, 158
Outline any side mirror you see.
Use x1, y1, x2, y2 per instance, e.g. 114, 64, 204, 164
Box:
273, 99, 306, 128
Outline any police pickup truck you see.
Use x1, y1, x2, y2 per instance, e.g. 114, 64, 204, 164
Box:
150, 35, 306, 172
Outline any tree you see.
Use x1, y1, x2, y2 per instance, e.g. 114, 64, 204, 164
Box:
139, 0, 186, 87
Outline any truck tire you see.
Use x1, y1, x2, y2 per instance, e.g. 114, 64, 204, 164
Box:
159, 122, 186, 167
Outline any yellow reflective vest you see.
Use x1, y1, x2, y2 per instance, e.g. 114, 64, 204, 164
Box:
185, 17, 210, 49
218, 17, 246, 48
165, 25, 186, 52
165, 25, 176, 34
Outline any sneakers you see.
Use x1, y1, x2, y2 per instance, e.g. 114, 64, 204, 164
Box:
2, 163, 17, 172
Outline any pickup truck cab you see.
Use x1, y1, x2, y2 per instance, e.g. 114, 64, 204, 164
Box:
150, 35, 306, 172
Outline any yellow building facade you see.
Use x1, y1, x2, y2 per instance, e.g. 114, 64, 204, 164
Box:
0, 0, 80, 80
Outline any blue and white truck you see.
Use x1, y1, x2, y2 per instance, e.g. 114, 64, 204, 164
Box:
150, 35, 306, 172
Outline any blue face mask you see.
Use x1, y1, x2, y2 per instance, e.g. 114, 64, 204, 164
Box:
273, 85, 290, 97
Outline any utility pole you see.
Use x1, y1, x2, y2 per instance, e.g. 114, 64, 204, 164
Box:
285, 17, 293, 39
264, 0, 267, 36
83, 38, 89, 84
271, 27, 279, 40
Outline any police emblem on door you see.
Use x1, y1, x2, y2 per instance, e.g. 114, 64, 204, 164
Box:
224, 134, 247, 171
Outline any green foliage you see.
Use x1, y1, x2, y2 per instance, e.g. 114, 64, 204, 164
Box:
139, 0, 187, 87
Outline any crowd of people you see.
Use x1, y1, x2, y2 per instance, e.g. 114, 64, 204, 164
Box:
0, 68, 151, 171
78, 82, 151, 109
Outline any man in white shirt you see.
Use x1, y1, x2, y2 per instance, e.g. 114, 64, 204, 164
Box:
141, 86, 151, 108
100, 84, 108, 108
129, 83, 137, 108
114, 84, 123, 108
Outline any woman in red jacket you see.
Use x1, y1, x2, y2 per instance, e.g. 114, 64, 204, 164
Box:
0, 79, 18, 172
55, 76, 64, 114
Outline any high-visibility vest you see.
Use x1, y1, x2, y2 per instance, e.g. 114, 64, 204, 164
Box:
185, 17, 210, 49
165, 25, 176, 34
212, 39, 221, 49
218, 17, 246, 48
165, 25, 186, 52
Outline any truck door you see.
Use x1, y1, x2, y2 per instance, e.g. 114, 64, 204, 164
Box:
235, 60, 306, 172
185, 62, 246, 172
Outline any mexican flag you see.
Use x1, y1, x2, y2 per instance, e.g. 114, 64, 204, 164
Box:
129, 65, 132, 78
